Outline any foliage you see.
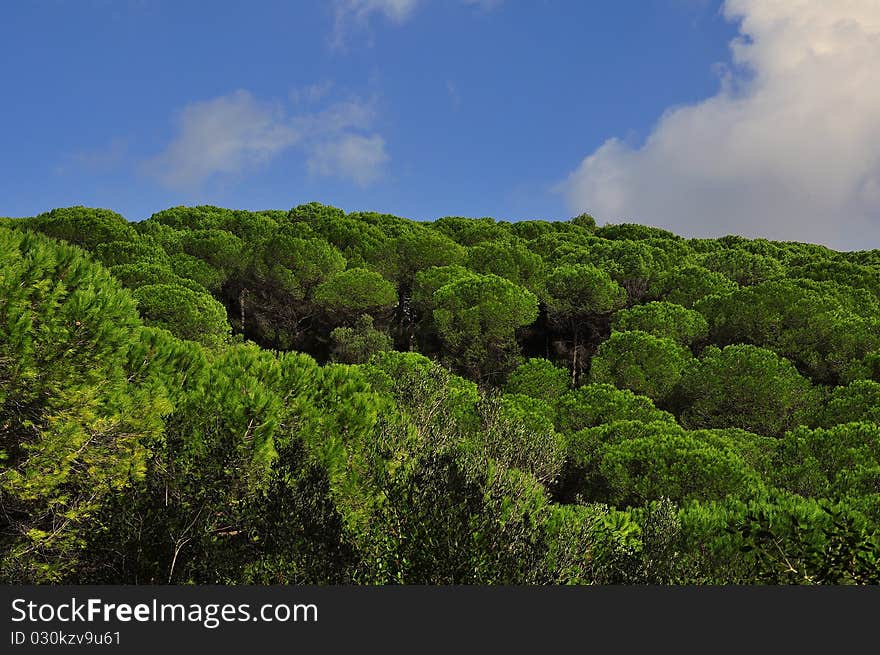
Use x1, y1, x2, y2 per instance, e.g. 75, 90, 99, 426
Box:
0, 228, 168, 581
816, 380, 880, 427
732, 501, 879, 584
504, 358, 570, 404
544, 264, 626, 383
649, 265, 738, 308
700, 248, 785, 286
432, 274, 538, 382
466, 239, 545, 292
612, 301, 708, 346
6, 203, 880, 585
774, 422, 880, 500
672, 345, 815, 436
314, 268, 398, 325
696, 280, 880, 384
133, 284, 231, 347
27, 206, 134, 250
555, 384, 675, 434
330, 315, 393, 364
469, 394, 565, 486
590, 330, 694, 401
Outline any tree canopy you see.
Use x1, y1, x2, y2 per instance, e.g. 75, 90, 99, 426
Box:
4, 203, 880, 585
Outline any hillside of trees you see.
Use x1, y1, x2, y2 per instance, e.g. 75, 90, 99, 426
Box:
1, 203, 879, 584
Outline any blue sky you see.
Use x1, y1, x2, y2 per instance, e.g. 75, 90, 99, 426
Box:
2, 1, 878, 248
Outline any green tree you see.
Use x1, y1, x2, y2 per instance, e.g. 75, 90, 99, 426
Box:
471, 394, 565, 486
599, 432, 761, 505
169, 252, 227, 292
412, 265, 475, 313
788, 259, 880, 297
688, 428, 778, 480
235, 231, 346, 348
29, 206, 135, 250
85, 345, 330, 583
555, 384, 675, 434
330, 315, 393, 364
504, 358, 570, 405
0, 228, 169, 581
560, 420, 762, 506
544, 264, 626, 384
466, 239, 545, 293
700, 249, 784, 286
509, 220, 557, 241
590, 331, 694, 402
363, 351, 480, 448
94, 238, 170, 268
133, 219, 185, 254
289, 202, 388, 267
410, 265, 476, 349
569, 213, 597, 231
433, 274, 538, 382
649, 265, 737, 308
565, 240, 665, 301
528, 230, 598, 262
364, 451, 551, 583
817, 380, 880, 427
383, 225, 467, 288
732, 499, 879, 584
378, 226, 466, 349
314, 268, 398, 326
133, 284, 231, 348
774, 422, 880, 500
612, 301, 708, 346
672, 345, 815, 436
147, 205, 233, 231
179, 229, 245, 274
696, 280, 880, 384
109, 262, 206, 293
596, 223, 680, 241
432, 216, 510, 246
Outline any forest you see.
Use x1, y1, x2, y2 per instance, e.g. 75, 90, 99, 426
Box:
1, 202, 878, 584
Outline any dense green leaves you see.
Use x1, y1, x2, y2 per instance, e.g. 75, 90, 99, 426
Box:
649, 265, 737, 307
545, 264, 626, 321
0, 228, 168, 581
545, 264, 626, 383
133, 284, 231, 347
700, 249, 784, 286
696, 280, 880, 383
330, 315, 393, 364
6, 203, 880, 585
817, 380, 880, 427
612, 301, 708, 346
590, 331, 694, 401
314, 268, 398, 323
775, 423, 880, 500
673, 345, 815, 436
504, 358, 570, 404
433, 274, 538, 381
555, 384, 675, 433
27, 206, 135, 250
466, 239, 545, 292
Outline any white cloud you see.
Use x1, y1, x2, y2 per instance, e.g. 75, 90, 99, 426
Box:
144, 91, 299, 189
145, 89, 387, 189
289, 80, 335, 106
331, 0, 501, 46
307, 134, 389, 187
446, 80, 462, 111
331, 0, 420, 46
56, 137, 129, 175
560, 0, 880, 250
462, 0, 504, 11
